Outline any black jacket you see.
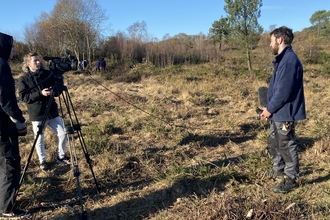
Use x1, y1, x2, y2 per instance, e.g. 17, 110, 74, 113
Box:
18, 69, 59, 121
0, 32, 26, 136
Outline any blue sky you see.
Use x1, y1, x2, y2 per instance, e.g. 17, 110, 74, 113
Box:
0, 0, 328, 41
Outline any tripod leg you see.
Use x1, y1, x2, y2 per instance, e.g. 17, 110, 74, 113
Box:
76, 129, 101, 193
65, 129, 87, 219
61, 88, 100, 193
59, 87, 100, 219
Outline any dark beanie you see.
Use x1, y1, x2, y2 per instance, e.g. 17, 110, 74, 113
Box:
0, 32, 13, 60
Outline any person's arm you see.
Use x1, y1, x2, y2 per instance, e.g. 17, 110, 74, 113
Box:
266, 63, 296, 114
18, 75, 43, 104
0, 61, 25, 123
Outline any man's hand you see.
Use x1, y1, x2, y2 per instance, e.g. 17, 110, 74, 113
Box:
260, 107, 272, 119
42, 87, 52, 96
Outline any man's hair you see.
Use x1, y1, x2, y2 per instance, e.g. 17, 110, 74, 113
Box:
22, 52, 46, 72
270, 26, 294, 45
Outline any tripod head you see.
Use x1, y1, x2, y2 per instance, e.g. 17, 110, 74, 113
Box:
51, 71, 67, 94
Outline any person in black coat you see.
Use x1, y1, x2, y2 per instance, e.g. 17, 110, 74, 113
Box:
0, 32, 30, 218
99, 58, 106, 72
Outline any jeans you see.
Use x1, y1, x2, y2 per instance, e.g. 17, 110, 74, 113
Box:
32, 116, 67, 163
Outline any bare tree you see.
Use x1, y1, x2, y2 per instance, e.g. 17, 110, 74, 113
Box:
24, 0, 107, 66
126, 21, 149, 62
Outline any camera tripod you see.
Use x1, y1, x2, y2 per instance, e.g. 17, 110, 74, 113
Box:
14, 75, 100, 220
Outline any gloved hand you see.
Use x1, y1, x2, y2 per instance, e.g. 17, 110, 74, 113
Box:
10, 117, 27, 136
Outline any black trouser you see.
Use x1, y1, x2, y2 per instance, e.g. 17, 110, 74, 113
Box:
0, 135, 21, 213
267, 121, 299, 180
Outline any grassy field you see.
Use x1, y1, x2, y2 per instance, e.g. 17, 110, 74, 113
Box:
11, 60, 330, 219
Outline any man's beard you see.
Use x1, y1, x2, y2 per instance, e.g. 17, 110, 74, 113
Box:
272, 43, 279, 55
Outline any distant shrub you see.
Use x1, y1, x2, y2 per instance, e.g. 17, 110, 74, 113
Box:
319, 52, 330, 64
321, 64, 330, 75
112, 71, 142, 83
303, 51, 330, 65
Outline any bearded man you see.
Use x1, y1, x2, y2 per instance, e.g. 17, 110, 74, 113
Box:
260, 26, 306, 193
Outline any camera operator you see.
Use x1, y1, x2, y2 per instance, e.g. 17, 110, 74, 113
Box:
18, 52, 70, 171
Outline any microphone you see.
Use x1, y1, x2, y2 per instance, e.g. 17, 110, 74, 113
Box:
43, 56, 62, 61
258, 86, 268, 107
256, 86, 268, 120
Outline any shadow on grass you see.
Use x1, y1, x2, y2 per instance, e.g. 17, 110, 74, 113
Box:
20, 163, 99, 219
178, 121, 267, 147
23, 122, 318, 219
306, 173, 330, 185
297, 136, 317, 152
87, 156, 247, 220
178, 133, 257, 147
24, 156, 245, 219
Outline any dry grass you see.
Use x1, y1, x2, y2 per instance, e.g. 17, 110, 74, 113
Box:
10, 60, 330, 220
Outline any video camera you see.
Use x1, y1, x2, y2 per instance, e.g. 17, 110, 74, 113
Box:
43, 49, 78, 72
43, 50, 78, 92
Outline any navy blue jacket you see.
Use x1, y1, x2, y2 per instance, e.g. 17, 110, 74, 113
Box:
267, 45, 306, 122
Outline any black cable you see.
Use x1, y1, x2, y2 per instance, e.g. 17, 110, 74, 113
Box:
85, 74, 255, 133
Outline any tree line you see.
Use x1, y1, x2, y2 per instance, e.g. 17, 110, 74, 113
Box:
12, 0, 330, 72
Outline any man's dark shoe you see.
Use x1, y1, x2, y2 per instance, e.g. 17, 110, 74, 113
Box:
273, 176, 298, 193
40, 161, 50, 171
56, 156, 70, 165
264, 169, 285, 180
0, 207, 31, 219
